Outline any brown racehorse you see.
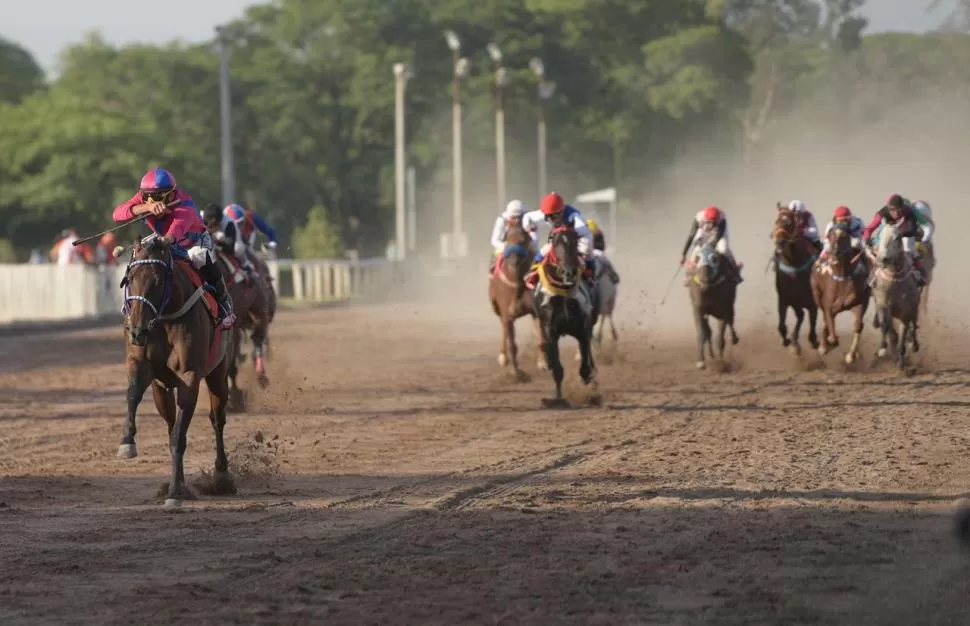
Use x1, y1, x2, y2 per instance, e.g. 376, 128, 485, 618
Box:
685, 236, 740, 369
213, 249, 272, 409
488, 224, 543, 378
118, 236, 235, 509
771, 204, 820, 355
810, 223, 870, 365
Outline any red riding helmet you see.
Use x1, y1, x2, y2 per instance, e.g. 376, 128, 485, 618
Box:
702, 206, 720, 222
540, 192, 565, 216
833, 205, 851, 220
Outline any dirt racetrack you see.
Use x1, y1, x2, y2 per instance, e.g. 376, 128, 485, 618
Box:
3, 296, 970, 625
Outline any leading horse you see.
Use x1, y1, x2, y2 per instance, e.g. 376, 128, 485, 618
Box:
771, 204, 820, 355
867, 222, 921, 369
533, 225, 598, 407
810, 223, 870, 365
685, 236, 740, 369
488, 224, 544, 378
118, 235, 235, 509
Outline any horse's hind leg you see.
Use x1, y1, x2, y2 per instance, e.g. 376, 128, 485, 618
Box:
119, 358, 151, 459
609, 312, 618, 341
693, 311, 708, 369
506, 318, 523, 375
164, 376, 201, 510
534, 316, 549, 371
205, 363, 236, 494
497, 316, 510, 367
715, 319, 727, 360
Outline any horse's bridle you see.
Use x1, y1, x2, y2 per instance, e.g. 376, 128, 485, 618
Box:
123, 254, 174, 330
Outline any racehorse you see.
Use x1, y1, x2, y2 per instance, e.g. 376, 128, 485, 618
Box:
771, 204, 819, 355
916, 236, 935, 319
592, 253, 619, 345
810, 222, 870, 365
117, 235, 234, 509
213, 248, 272, 409
867, 222, 920, 369
488, 224, 544, 378
533, 225, 598, 407
685, 236, 740, 369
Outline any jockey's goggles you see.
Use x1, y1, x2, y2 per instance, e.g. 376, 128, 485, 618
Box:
141, 189, 175, 203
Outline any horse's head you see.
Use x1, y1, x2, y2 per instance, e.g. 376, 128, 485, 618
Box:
874, 222, 904, 270
503, 224, 534, 280
689, 238, 721, 287
547, 225, 581, 285
772, 204, 800, 252
121, 236, 174, 346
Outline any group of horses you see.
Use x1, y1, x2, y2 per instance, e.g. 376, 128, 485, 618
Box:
488, 224, 619, 407
769, 204, 932, 370
116, 234, 277, 509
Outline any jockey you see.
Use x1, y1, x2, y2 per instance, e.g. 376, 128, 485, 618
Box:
223, 204, 278, 266
205, 203, 258, 281
680, 205, 742, 283
786, 200, 823, 252
522, 192, 595, 287
586, 218, 620, 284
488, 199, 526, 273
587, 218, 606, 252
862, 193, 930, 285
911, 199, 935, 251
820, 205, 865, 262
111, 168, 235, 328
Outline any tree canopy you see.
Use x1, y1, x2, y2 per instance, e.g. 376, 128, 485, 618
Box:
0, 0, 965, 258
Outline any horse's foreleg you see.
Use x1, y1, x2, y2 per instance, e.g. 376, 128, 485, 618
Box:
790, 306, 805, 355
578, 328, 596, 385
819, 307, 836, 355
119, 357, 151, 459
807, 305, 819, 350
497, 316, 509, 367
609, 313, 618, 341
205, 364, 235, 493
545, 334, 564, 400
250, 317, 269, 388
715, 319, 727, 360
506, 318, 521, 373
876, 306, 891, 359
896, 319, 909, 370
165, 376, 201, 509
694, 310, 708, 369
534, 316, 549, 371
845, 305, 864, 365
776, 298, 790, 347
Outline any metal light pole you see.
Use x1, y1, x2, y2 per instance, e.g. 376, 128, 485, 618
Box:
487, 43, 507, 212
445, 30, 469, 257
216, 25, 236, 207
393, 62, 410, 262
530, 57, 556, 204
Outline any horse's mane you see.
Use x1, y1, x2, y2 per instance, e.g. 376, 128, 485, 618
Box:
875, 221, 901, 259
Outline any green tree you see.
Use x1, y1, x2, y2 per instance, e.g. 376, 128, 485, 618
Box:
0, 36, 45, 104
292, 206, 345, 259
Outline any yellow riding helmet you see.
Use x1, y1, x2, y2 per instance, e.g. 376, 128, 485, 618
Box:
586, 218, 599, 233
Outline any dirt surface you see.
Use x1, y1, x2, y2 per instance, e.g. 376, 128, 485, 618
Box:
2, 298, 970, 625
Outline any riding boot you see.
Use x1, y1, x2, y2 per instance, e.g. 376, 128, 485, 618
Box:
201, 262, 236, 328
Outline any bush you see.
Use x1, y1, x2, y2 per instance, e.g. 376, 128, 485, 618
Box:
0, 238, 18, 262
291, 205, 344, 259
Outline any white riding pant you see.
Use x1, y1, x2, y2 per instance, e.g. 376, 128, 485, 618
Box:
692, 232, 734, 262
185, 230, 215, 269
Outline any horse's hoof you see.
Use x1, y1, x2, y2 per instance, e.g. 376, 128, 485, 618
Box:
844, 352, 856, 365
497, 353, 508, 367
163, 498, 183, 511
877, 347, 888, 358
258, 375, 270, 388
788, 343, 801, 356
696, 361, 706, 370
537, 359, 549, 371
818, 346, 828, 357
117, 444, 138, 459
782, 338, 791, 347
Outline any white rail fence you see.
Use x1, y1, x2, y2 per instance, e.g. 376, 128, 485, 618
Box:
0, 258, 395, 325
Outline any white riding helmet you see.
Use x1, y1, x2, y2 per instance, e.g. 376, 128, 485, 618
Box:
503, 199, 525, 219
788, 200, 806, 213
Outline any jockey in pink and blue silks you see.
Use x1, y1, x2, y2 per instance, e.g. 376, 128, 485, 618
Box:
111, 167, 236, 328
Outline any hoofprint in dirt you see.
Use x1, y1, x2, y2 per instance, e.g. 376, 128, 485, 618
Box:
1, 305, 970, 624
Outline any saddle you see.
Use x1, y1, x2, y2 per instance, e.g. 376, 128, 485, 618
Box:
174, 259, 220, 321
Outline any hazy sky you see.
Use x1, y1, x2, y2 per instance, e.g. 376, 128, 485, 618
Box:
1, 0, 952, 74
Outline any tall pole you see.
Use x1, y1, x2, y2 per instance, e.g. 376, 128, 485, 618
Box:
530, 57, 556, 205
406, 166, 417, 253
446, 31, 468, 257
216, 26, 235, 207
393, 63, 408, 262
488, 43, 506, 212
